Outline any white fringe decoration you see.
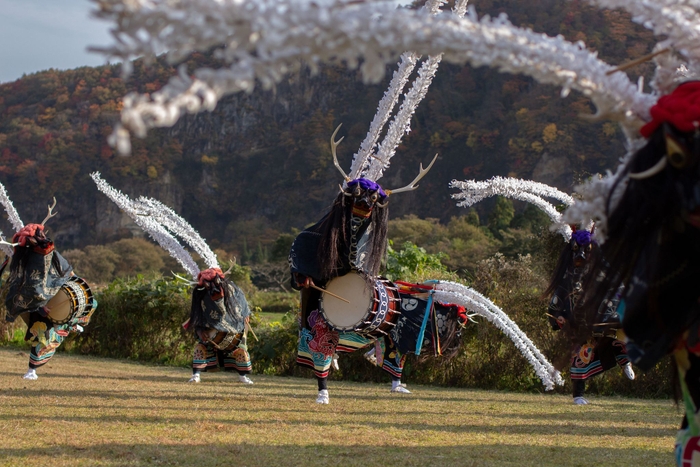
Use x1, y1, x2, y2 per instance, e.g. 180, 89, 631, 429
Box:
363, 0, 468, 182
90, 172, 201, 278
450, 176, 576, 239
366, 53, 443, 181
347, 0, 448, 180
90, 0, 652, 154
0, 182, 23, 232
588, 0, 700, 75
348, 51, 419, 181
137, 196, 220, 270
563, 0, 700, 236
433, 280, 564, 390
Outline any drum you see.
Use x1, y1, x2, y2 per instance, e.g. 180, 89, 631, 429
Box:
45, 276, 96, 326
319, 272, 400, 337
204, 329, 242, 351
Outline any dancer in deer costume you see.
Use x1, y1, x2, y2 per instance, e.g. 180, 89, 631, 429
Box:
544, 227, 633, 405
451, 177, 634, 404
291, 134, 563, 404
290, 0, 464, 403
0, 187, 97, 380
91, 173, 253, 384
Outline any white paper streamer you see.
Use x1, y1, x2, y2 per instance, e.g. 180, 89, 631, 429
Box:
433, 280, 564, 390
366, 53, 443, 181
0, 182, 24, 232
348, 52, 420, 181
450, 176, 576, 239
347, 0, 448, 181
588, 0, 700, 76
90, 172, 201, 278
352, 0, 465, 182
90, 0, 652, 154
137, 196, 220, 270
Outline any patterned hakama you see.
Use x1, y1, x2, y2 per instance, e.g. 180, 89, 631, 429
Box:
26, 319, 69, 369
192, 333, 252, 374
570, 337, 630, 381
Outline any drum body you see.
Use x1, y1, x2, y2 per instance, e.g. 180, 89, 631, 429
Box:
45, 276, 96, 326
319, 272, 400, 338
204, 329, 242, 351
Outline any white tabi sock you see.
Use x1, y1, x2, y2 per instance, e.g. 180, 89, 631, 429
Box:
238, 374, 254, 385
391, 380, 411, 393
316, 389, 329, 404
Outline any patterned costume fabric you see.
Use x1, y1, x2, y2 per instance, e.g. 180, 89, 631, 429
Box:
4, 245, 72, 321
190, 278, 249, 336
26, 318, 70, 369
295, 281, 464, 379
192, 331, 252, 374
569, 339, 629, 383
674, 321, 700, 466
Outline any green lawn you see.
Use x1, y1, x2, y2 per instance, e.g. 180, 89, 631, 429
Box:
0, 347, 678, 466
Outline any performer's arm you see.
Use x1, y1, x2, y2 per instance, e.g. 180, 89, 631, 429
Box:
547, 292, 567, 331
291, 273, 315, 290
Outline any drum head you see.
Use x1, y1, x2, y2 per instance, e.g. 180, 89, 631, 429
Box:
46, 288, 73, 323
322, 273, 373, 329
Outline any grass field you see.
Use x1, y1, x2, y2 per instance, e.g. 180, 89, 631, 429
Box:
0, 347, 679, 467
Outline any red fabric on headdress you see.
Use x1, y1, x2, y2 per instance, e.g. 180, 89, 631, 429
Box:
12, 223, 45, 247
197, 267, 224, 286
640, 82, 700, 138
455, 305, 468, 324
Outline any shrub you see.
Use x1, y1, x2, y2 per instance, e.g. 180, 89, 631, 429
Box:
385, 241, 450, 282
72, 275, 192, 365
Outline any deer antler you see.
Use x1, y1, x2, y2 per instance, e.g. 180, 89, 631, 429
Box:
172, 272, 198, 286
331, 124, 350, 182
223, 258, 237, 276
41, 197, 57, 226
385, 154, 438, 195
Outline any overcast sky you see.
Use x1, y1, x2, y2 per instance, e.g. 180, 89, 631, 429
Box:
0, 0, 112, 84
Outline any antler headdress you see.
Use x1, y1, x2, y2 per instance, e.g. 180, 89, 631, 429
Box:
0, 183, 63, 256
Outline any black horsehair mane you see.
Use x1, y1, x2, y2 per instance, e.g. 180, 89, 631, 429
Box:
581, 126, 699, 346
316, 191, 388, 282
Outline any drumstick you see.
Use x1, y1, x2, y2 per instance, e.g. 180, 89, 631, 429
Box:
309, 284, 350, 303
245, 320, 259, 342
